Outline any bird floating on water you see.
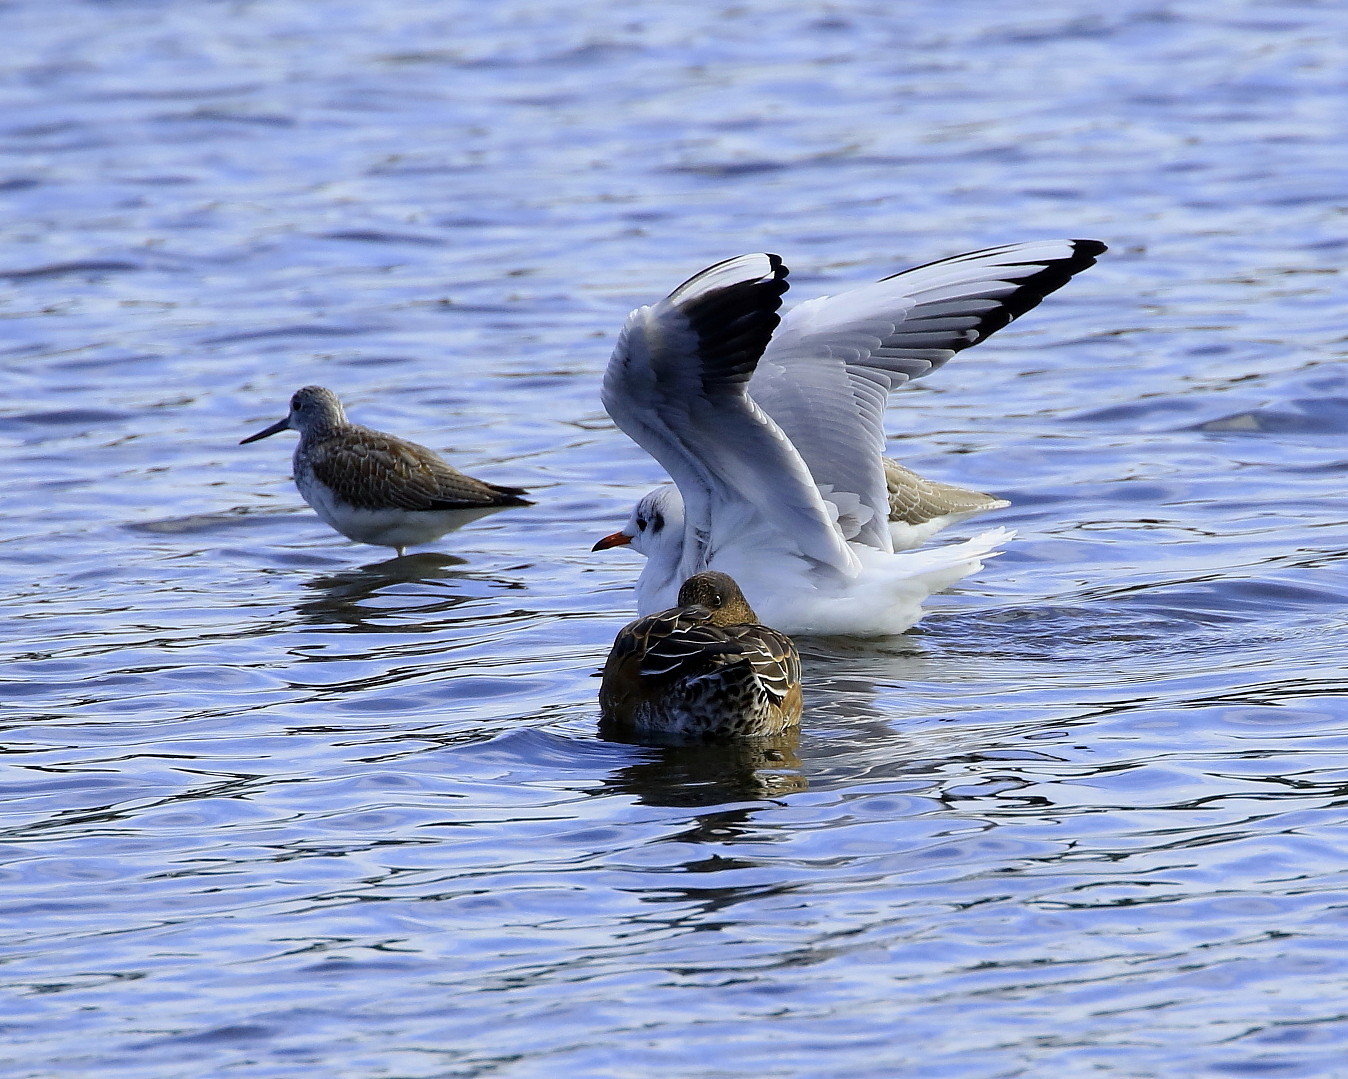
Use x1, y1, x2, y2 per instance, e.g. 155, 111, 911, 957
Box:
240, 385, 531, 557
594, 239, 1106, 636
600, 570, 802, 740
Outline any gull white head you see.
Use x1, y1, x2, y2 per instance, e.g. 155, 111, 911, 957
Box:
240, 385, 346, 444
592, 485, 684, 557
593, 486, 688, 611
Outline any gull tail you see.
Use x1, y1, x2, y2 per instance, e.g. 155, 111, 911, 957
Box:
890, 526, 1015, 593
774, 527, 1016, 637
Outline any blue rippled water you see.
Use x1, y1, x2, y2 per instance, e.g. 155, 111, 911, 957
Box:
2, 1, 1346, 1076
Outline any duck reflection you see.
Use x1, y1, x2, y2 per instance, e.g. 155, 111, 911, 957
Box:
599, 728, 805, 809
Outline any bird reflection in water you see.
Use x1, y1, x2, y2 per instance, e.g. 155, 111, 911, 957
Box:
294, 551, 503, 630
598, 727, 806, 809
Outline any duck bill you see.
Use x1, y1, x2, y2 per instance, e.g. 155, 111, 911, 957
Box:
591, 531, 632, 552
239, 417, 290, 445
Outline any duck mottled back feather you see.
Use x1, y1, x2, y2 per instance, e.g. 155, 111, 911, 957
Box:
600, 572, 802, 740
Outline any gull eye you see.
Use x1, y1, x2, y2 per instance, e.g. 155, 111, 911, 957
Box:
635, 516, 647, 531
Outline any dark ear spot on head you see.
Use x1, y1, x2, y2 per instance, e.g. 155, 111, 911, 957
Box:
650, 513, 664, 534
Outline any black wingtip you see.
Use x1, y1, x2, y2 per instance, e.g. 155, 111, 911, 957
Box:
887, 239, 1109, 352
1057, 239, 1108, 274
672, 253, 791, 391
984, 239, 1107, 333
667, 251, 788, 300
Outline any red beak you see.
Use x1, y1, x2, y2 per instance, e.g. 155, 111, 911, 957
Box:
591, 531, 632, 552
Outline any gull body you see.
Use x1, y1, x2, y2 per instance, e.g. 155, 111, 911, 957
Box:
241, 385, 530, 556
600, 571, 802, 740
594, 240, 1106, 636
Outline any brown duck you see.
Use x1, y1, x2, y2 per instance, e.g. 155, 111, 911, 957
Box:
600, 571, 802, 740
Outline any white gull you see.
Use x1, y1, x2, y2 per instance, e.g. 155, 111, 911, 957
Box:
593, 239, 1106, 636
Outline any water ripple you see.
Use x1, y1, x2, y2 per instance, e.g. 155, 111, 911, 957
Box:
1, 0, 1346, 1076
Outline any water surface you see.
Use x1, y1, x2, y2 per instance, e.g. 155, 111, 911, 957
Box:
2, 1, 1346, 1076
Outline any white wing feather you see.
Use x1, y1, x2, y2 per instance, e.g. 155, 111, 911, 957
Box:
750, 239, 1107, 551
601, 253, 859, 586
